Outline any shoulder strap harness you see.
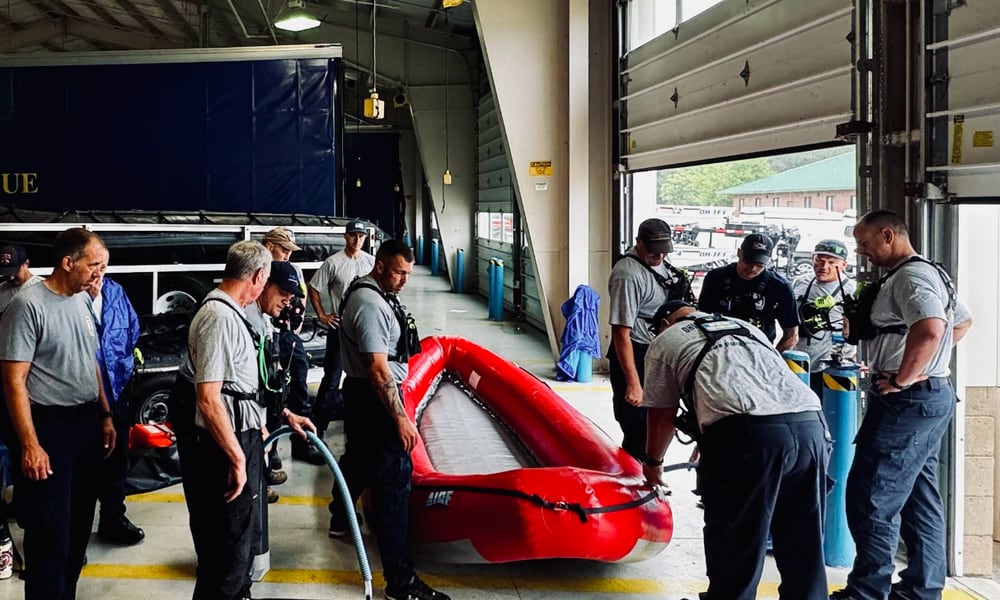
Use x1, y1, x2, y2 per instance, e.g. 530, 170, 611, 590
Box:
672, 314, 776, 444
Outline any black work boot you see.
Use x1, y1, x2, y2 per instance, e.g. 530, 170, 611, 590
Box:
97, 515, 145, 546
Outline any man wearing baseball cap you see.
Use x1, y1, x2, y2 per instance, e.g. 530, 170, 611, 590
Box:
607, 218, 694, 461
0, 244, 43, 315
260, 227, 322, 468
308, 219, 375, 438
640, 299, 828, 600
791, 239, 857, 395
261, 227, 301, 258
698, 233, 799, 350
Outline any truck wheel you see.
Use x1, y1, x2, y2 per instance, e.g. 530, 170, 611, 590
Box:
154, 275, 214, 314
793, 260, 814, 277
128, 373, 177, 425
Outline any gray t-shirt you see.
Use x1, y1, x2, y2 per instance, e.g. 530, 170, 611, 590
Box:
608, 248, 682, 346
867, 257, 967, 377
309, 250, 375, 314
642, 311, 821, 430
0, 275, 44, 315
339, 275, 408, 383
179, 289, 263, 432
791, 274, 857, 372
0, 282, 99, 407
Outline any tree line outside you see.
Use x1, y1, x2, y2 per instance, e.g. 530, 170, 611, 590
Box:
657, 147, 853, 206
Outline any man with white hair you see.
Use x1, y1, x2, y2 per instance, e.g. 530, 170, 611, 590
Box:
173, 240, 314, 600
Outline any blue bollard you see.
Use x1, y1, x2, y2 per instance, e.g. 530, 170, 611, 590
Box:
430, 239, 439, 275
782, 349, 811, 385
488, 258, 504, 320
455, 248, 464, 293
575, 351, 593, 383
822, 364, 859, 567
416, 236, 424, 265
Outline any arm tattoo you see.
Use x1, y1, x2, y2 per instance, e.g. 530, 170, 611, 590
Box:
362, 352, 406, 418
380, 379, 406, 418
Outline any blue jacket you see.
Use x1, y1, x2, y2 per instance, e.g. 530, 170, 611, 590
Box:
556, 285, 602, 381
94, 278, 140, 404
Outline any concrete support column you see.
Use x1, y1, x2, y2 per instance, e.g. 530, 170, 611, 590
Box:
567, 0, 590, 291
476, 0, 614, 356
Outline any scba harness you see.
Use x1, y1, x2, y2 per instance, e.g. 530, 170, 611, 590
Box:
841, 256, 956, 345
671, 314, 777, 444
340, 280, 422, 362
620, 254, 696, 322
716, 270, 771, 329
171, 297, 288, 437
797, 277, 849, 340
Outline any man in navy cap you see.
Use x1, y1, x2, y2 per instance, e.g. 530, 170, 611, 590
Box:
308, 220, 375, 438
0, 244, 43, 315
698, 233, 800, 350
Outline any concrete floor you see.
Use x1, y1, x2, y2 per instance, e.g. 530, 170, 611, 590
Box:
1, 265, 997, 599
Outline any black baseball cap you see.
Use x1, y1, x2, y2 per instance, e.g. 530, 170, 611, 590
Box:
740, 233, 773, 266
637, 218, 674, 254
268, 261, 304, 297
650, 300, 696, 332
346, 220, 367, 234
0, 245, 28, 277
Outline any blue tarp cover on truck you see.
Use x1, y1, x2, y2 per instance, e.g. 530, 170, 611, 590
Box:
0, 48, 341, 215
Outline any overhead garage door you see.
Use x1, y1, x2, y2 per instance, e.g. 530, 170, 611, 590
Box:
925, 1, 1000, 201
475, 92, 545, 331
621, 0, 854, 171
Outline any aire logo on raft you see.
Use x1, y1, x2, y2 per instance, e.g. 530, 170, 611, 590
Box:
1, 173, 39, 194
425, 490, 453, 507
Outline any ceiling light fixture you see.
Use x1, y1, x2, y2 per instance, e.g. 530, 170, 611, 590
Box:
274, 0, 321, 32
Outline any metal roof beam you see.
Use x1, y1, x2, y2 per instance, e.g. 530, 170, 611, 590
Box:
153, 0, 201, 45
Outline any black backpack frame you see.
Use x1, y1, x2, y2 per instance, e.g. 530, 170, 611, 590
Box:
841, 256, 956, 345
672, 314, 778, 444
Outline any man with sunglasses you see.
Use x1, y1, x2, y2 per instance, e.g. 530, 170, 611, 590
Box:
791, 239, 857, 396
607, 218, 693, 461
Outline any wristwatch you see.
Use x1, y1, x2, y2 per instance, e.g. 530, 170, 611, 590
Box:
888, 374, 911, 390
641, 452, 664, 467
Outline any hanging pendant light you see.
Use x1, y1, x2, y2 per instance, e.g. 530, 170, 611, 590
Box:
274, 0, 321, 32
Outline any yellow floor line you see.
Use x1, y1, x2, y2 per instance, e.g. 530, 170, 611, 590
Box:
79, 564, 987, 598
127, 492, 328, 505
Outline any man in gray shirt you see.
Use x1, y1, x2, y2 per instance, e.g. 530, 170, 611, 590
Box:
833, 211, 973, 600
0, 244, 43, 316
327, 239, 450, 600
791, 239, 857, 395
607, 218, 693, 460
174, 240, 313, 600
642, 300, 828, 600
0, 227, 115, 600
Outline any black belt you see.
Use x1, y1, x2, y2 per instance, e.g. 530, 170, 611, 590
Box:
711, 410, 822, 429
30, 401, 100, 419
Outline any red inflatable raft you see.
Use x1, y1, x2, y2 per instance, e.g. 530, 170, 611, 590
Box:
401, 336, 673, 564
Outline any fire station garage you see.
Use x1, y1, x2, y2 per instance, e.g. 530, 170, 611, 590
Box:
2, 1, 1000, 599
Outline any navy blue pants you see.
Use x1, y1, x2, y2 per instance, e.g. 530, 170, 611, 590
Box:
12, 402, 103, 600
314, 328, 344, 433
97, 405, 131, 522
699, 411, 829, 600
329, 376, 414, 587
179, 426, 263, 600
607, 340, 648, 460
845, 379, 953, 600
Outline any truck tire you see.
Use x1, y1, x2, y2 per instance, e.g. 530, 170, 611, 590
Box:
154, 274, 215, 314
127, 373, 177, 425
